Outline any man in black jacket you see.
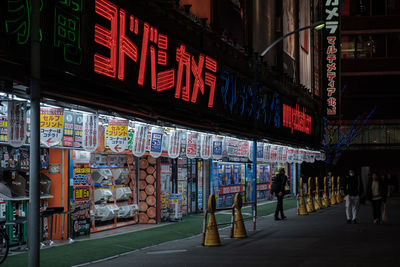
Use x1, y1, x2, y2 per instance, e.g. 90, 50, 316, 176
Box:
344, 169, 363, 224
273, 168, 288, 220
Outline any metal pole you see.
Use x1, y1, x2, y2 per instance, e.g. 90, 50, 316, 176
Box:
252, 140, 257, 215
29, 0, 41, 265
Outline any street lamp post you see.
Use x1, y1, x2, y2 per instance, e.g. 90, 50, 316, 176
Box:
250, 20, 325, 214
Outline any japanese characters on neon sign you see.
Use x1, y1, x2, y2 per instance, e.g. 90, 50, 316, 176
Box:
93, 0, 217, 108
324, 0, 340, 116
220, 69, 281, 129
282, 104, 311, 135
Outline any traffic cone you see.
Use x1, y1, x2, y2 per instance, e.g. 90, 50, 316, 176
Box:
314, 177, 322, 210
306, 177, 315, 212
322, 177, 329, 208
233, 193, 247, 238
330, 176, 336, 205
336, 176, 342, 203
204, 194, 221, 246
298, 177, 308, 215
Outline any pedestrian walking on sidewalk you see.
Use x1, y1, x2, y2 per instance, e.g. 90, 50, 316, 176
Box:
344, 169, 363, 224
272, 168, 288, 221
367, 172, 387, 224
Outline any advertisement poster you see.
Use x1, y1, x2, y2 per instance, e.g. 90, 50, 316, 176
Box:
200, 134, 211, 160
225, 138, 239, 156
212, 136, 224, 159
257, 164, 271, 200
283, 0, 295, 59
105, 119, 129, 153
150, 127, 164, 158
7, 101, 27, 147
40, 107, 64, 147
71, 165, 91, 237
62, 111, 74, 147
270, 145, 278, 162
215, 162, 245, 208
82, 114, 98, 152
132, 124, 147, 157
237, 141, 249, 158
167, 130, 181, 159
264, 144, 271, 162
256, 143, 264, 162
74, 113, 83, 148
186, 132, 198, 159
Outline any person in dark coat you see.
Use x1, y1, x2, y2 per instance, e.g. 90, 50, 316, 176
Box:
367, 172, 387, 224
344, 169, 363, 224
272, 167, 288, 220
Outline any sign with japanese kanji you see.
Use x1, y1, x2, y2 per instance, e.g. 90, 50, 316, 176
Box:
74, 113, 83, 148
225, 138, 239, 157
105, 119, 129, 153
270, 145, 278, 162
264, 144, 271, 162
132, 123, 147, 157
200, 134, 211, 160
40, 107, 64, 147
237, 141, 249, 158
62, 110, 75, 147
324, 0, 341, 115
168, 130, 181, 159
212, 136, 224, 160
256, 143, 264, 162
7, 101, 27, 147
282, 146, 288, 162
150, 127, 164, 158
82, 114, 98, 152
186, 132, 198, 159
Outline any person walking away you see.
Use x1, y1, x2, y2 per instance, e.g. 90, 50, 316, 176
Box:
344, 169, 363, 224
367, 172, 387, 224
272, 168, 288, 221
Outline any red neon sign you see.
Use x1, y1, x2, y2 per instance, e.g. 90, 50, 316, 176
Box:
93, 0, 218, 108
282, 104, 312, 135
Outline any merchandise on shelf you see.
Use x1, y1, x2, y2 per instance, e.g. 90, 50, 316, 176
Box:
94, 188, 113, 203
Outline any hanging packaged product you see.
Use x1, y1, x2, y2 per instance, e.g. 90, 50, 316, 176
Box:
40, 107, 64, 147
150, 127, 164, 158
132, 123, 148, 157
168, 130, 181, 159
211, 135, 224, 160
105, 119, 129, 153
186, 132, 198, 159
7, 101, 27, 147
82, 114, 98, 152
200, 134, 211, 160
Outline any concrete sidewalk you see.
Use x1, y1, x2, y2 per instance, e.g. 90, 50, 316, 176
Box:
79, 198, 400, 267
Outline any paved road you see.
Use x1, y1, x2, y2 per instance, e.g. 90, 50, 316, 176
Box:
79, 198, 400, 267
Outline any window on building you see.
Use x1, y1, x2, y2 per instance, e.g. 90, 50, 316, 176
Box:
388, 34, 400, 57
387, 0, 400, 15
371, 0, 386, 15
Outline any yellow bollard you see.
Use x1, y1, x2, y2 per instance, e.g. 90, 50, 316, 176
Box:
204, 194, 221, 246
330, 176, 337, 205
298, 177, 308, 215
306, 177, 315, 213
314, 177, 322, 210
233, 193, 247, 238
322, 177, 330, 208
336, 176, 342, 203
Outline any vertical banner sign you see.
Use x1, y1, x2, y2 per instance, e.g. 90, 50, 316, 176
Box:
282, 146, 288, 163
324, 0, 340, 115
168, 130, 181, 159
132, 124, 147, 157
277, 146, 284, 163
179, 131, 187, 157
186, 132, 198, 159
212, 136, 224, 160
256, 143, 264, 162
82, 114, 99, 152
74, 113, 83, 148
0, 102, 8, 144
200, 134, 212, 160
226, 138, 239, 156
40, 107, 64, 147
263, 144, 271, 162
62, 111, 75, 147
150, 127, 164, 158
7, 101, 27, 147
270, 145, 278, 162
237, 141, 250, 158
105, 119, 129, 153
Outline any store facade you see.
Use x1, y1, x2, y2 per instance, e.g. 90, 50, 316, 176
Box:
0, 0, 324, 242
